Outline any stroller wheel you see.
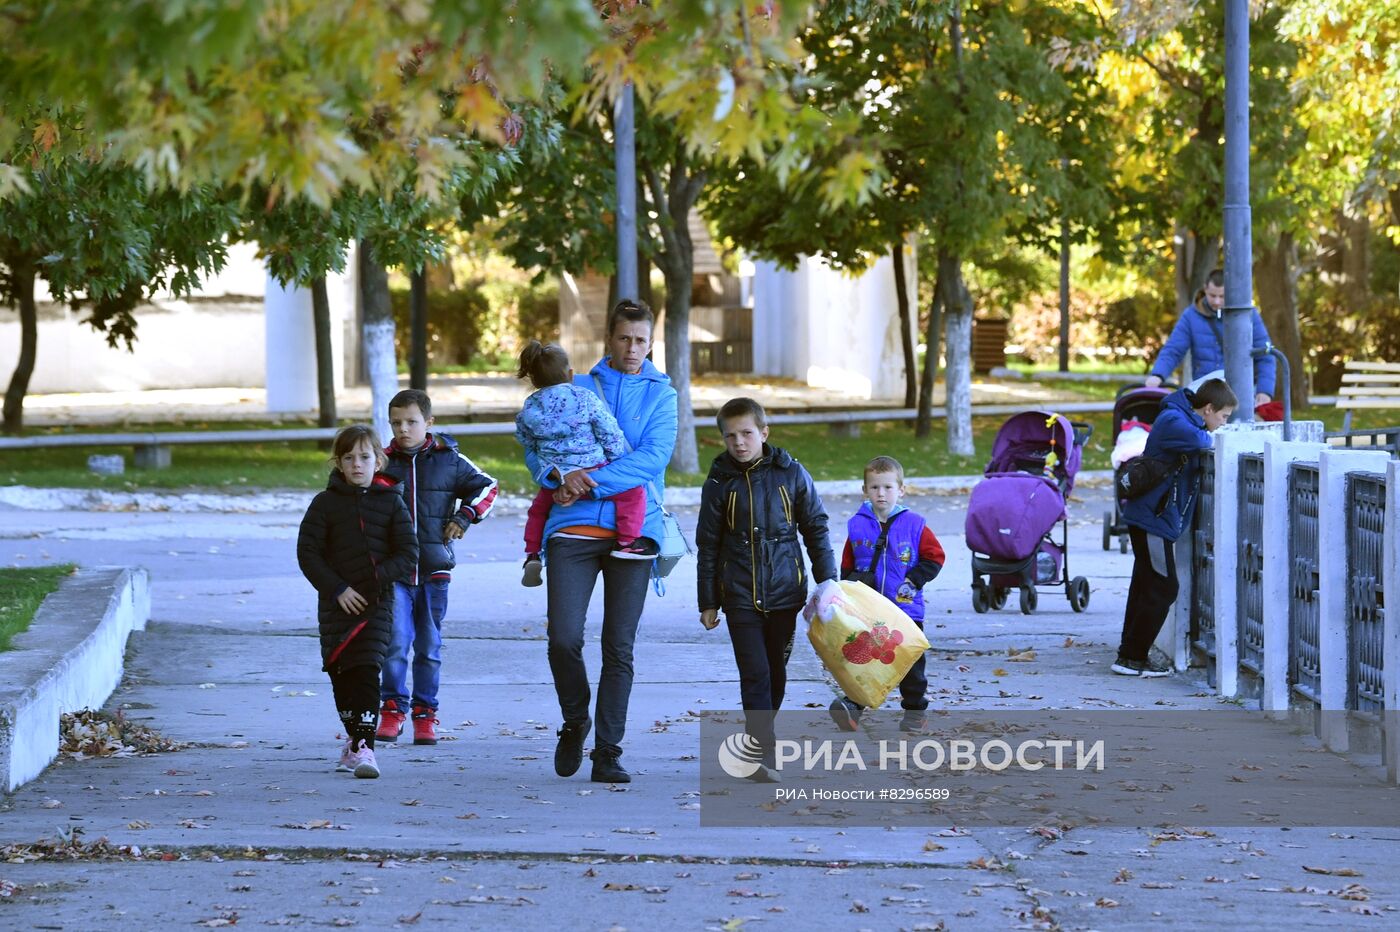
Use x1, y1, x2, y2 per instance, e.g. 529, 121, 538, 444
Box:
991, 586, 1010, 610
1019, 587, 1038, 615
972, 580, 991, 614
1068, 576, 1090, 613
1102, 511, 1113, 551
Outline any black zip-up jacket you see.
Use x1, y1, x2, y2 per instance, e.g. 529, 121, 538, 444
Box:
383, 433, 498, 583
297, 471, 419, 671
696, 444, 838, 614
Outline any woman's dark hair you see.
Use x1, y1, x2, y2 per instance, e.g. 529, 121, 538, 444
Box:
607, 299, 655, 338
329, 425, 386, 470
1192, 378, 1239, 411
717, 396, 768, 432
516, 340, 572, 389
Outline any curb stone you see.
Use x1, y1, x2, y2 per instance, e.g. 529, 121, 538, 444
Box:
0, 566, 150, 792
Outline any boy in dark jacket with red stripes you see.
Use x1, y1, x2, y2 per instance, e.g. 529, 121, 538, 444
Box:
297, 426, 419, 779
696, 397, 837, 782
829, 456, 945, 734
377, 390, 498, 745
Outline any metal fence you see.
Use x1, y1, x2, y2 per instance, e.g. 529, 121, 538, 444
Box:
1288, 462, 1322, 705
1237, 453, 1265, 675
1190, 450, 1216, 659
1346, 471, 1387, 719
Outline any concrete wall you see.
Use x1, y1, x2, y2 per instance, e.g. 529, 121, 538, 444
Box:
2, 241, 356, 396
752, 249, 913, 401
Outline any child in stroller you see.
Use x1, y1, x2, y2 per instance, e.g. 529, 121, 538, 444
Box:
964, 411, 1093, 615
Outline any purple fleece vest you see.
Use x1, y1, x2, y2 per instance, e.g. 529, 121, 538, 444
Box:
847, 504, 926, 622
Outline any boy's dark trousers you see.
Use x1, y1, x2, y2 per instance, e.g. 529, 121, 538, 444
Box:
724, 605, 798, 769
1118, 526, 1178, 662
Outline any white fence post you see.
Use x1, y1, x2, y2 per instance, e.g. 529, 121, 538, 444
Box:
1261, 438, 1327, 712
1212, 423, 1283, 698
1317, 447, 1393, 752
1384, 459, 1400, 782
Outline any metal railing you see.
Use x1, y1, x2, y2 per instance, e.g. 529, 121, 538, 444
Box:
1346, 471, 1387, 719
1190, 450, 1216, 659
1237, 453, 1265, 675
1288, 462, 1322, 705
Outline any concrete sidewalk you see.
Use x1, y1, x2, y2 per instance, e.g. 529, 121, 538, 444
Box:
0, 490, 1396, 928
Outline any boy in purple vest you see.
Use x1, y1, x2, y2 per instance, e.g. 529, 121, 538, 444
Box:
829, 456, 946, 733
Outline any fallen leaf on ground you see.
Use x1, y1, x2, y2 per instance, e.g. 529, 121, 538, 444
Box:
1303, 866, 1363, 877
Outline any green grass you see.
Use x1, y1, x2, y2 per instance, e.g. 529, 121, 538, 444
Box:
1008, 358, 1149, 376
1, 405, 1392, 493
0, 565, 76, 651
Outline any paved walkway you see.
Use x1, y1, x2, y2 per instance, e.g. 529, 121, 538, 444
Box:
0, 489, 1396, 928
19, 373, 1099, 426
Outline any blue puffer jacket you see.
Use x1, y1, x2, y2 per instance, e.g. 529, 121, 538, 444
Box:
1122, 389, 1215, 542
525, 356, 678, 552
1149, 301, 1276, 398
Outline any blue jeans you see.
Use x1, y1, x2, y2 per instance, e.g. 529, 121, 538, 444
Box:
381, 579, 449, 710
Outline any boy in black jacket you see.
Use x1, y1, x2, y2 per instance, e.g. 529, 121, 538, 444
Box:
377, 390, 499, 746
696, 397, 837, 782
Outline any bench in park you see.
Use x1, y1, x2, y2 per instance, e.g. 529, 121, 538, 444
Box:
1331, 360, 1400, 449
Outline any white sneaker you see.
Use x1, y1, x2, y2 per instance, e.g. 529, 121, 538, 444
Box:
336, 740, 355, 772
351, 746, 380, 779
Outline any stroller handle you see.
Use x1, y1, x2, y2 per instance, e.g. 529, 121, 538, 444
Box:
1070, 421, 1094, 448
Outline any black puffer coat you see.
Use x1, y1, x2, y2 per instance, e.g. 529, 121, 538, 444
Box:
384, 433, 498, 583
696, 444, 838, 614
297, 471, 419, 671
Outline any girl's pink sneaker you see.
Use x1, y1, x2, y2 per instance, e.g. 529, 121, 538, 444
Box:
336, 740, 355, 773
350, 745, 380, 779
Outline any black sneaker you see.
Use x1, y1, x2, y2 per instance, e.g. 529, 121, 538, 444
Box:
899, 709, 928, 733
522, 554, 543, 588
611, 537, 659, 560
1110, 656, 1144, 676
829, 697, 861, 732
554, 717, 591, 777
1111, 655, 1173, 678
590, 748, 631, 783
745, 764, 781, 784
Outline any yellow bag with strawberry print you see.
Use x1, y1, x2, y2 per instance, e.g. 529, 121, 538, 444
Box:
806, 580, 931, 709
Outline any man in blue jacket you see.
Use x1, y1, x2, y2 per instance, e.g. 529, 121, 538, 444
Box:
1144, 269, 1275, 408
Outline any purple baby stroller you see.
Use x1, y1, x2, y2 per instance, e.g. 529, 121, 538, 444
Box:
964, 412, 1094, 615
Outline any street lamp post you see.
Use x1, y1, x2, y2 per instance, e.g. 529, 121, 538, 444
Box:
1223, 0, 1255, 419
614, 83, 638, 303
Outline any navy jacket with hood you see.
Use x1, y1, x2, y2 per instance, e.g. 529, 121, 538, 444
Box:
1122, 389, 1215, 542
383, 433, 498, 584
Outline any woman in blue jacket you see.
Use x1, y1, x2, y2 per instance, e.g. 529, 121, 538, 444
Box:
1113, 379, 1237, 677
524, 300, 678, 785
1144, 270, 1275, 408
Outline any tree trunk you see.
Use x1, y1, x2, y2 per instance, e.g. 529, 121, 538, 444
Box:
2, 259, 37, 435
311, 275, 338, 430
1174, 223, 1220, 313
893, 233, 917, 408
642, 140, 705, 475
1254, 232, 1308, 407
915, 268, 944, 438
1337, 202, 1372, 314
358, 238, 398, 445
409, 267, 429, 390
940, 251, 975, 457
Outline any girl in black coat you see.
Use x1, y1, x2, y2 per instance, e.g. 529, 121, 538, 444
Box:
297, 426, 418, 778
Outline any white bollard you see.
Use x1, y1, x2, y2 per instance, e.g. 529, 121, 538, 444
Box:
1260, 439, 1327, 712
1384, 459, 1400, 782
1317, 447, 1393, 752
1212, 423, 1284, 699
